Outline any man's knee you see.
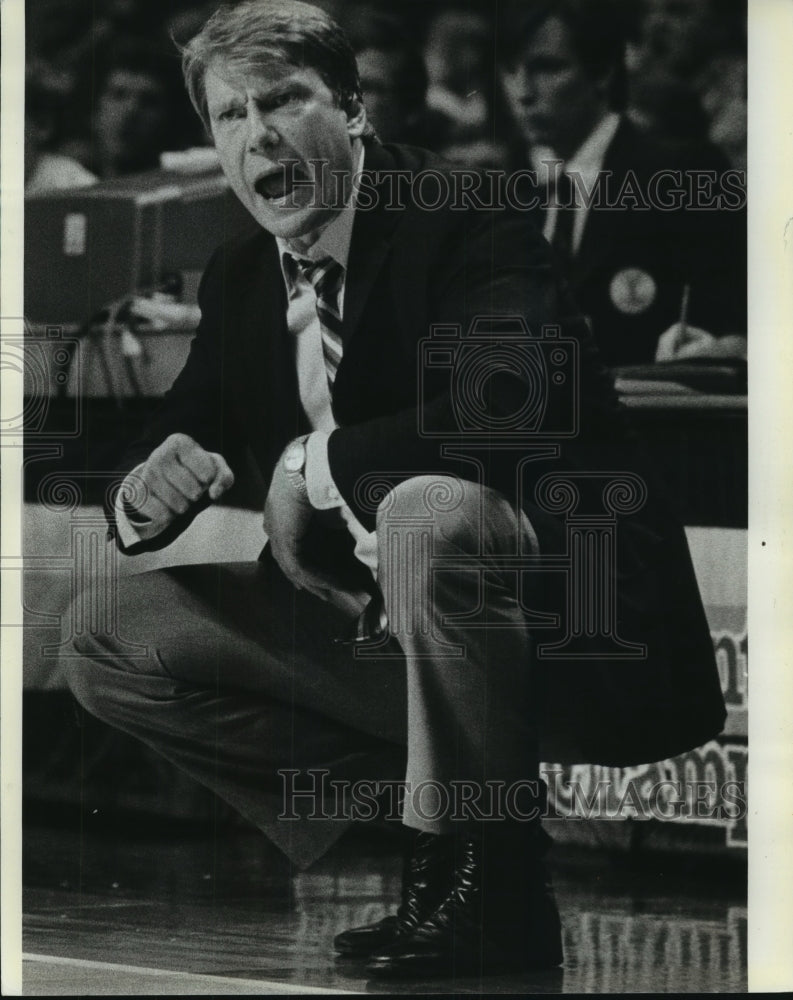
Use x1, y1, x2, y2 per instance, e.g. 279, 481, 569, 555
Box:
58, 577, 150, 721
60, 624, 111, 720
375, 476, 519, 555
376, 475, 473, 542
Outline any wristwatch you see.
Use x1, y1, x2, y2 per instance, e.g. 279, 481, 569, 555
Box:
283, 436, 310, 499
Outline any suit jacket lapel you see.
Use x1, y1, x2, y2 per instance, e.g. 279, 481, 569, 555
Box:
232, 234, 303, 437
342, 142, 402, 349
573, 117, 630, 284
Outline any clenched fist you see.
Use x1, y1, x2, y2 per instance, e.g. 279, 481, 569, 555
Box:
124, 433, 234, 539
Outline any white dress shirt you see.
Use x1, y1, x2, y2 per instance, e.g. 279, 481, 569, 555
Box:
531, 112, 621, 255
275, 143, 378, 573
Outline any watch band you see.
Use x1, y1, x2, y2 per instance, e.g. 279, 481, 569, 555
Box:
283, 435, 310, 500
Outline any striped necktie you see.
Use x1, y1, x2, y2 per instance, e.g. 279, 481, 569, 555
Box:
292, 255, 345, 388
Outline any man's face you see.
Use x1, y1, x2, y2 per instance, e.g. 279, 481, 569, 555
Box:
205, 61, 366, 241
97, 69, 170, 171
356, 48, 408, 140
500, 15, 606, 159
642, 0, 712, 72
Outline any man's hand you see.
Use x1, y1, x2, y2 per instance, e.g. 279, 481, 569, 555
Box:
263, 454, 339, 602
655, 322, 715, 361
127, 433, 234, 538
655, 324, 747, 362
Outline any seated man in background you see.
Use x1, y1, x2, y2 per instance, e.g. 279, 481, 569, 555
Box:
497, 0, 746, 367
88, 36, 205, 178
25, 65, 98, 193
62, 0, 725, 980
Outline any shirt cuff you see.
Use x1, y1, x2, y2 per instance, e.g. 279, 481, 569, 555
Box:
114, 464, 154, 546
305, 431, 345, 510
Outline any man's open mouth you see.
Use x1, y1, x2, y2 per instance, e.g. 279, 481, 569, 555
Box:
254, 165, 309, 202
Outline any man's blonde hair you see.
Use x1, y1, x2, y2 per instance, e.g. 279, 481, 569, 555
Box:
180, 0, 373, 136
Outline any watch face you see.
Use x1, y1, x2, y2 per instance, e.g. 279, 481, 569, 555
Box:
284, 442, 305, 473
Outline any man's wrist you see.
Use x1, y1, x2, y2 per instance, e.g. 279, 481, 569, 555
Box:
305, 431, 345, 510
283, 435, 310, 500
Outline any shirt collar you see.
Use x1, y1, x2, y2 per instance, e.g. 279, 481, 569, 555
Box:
566, 111, 621, 179
530, 112, 621, 185
277, 141, 365, 277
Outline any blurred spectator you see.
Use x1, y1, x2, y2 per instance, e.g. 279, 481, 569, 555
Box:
342, 6, 437, 146
25, 0, 99, 157
628, 0, 747, 169
422, 6, 509, 168
27, 0, 100, 78
98, 0, 172, 36
692, 51, 746, 172
424, 8, 491, 133
496, 0, 746, 366
25, 66, 97, 193
85, 36, 205, 178
628, 72, 713, 157
631, 0, 738, 78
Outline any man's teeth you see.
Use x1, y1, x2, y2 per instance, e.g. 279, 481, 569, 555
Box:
255, 171, 301, 200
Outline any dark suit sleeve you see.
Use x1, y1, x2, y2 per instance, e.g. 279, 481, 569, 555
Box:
106, 247, 248, 554
327, 208, 620, 530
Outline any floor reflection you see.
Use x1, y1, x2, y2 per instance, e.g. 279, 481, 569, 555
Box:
22, 821, 746, 994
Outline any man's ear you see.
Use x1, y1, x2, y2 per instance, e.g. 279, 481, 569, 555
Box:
346, 98, 368, 138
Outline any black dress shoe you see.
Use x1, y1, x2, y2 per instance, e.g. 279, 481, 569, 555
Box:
365, 828, 563, 978
333, 831, 456, 956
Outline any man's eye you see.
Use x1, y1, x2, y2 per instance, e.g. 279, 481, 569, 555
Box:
266, 92, 299, 110
218, 107, 245, 121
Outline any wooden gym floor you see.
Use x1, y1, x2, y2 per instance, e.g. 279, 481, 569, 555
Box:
21, 817, 746, 995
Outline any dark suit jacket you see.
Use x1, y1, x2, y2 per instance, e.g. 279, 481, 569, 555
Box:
528, 119, 747, 365
111, 141, 726, 767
